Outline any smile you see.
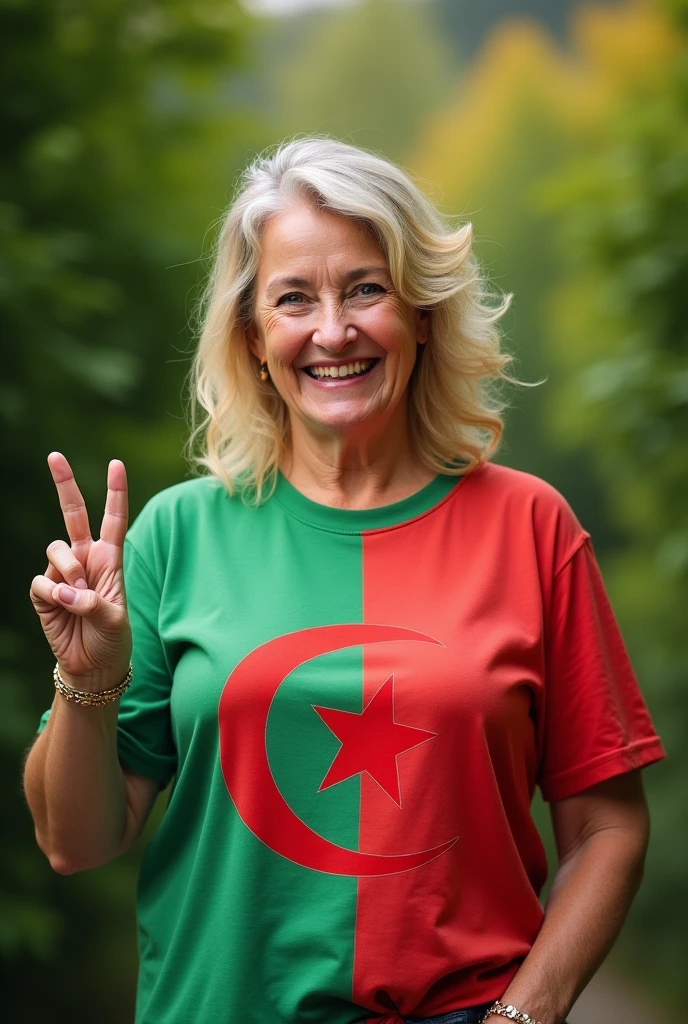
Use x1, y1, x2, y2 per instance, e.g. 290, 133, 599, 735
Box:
304, 359, 378, 380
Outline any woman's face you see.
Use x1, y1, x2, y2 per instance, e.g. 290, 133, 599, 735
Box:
248, 203, 429, 443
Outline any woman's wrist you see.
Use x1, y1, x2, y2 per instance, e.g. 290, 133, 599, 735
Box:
487, 980, 564, 1024
482, 1000, 544, 1024
57, 659, 131, 694
484, 991, 566, 1024
54, 662, 132, 709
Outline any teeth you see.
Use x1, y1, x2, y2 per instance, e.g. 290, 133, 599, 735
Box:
310, 360, 373, 379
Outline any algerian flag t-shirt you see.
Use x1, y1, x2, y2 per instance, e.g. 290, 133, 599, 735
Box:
36, 462, 665, 1024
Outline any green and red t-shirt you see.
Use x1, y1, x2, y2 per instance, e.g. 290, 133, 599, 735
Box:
36, 462, 665, 1024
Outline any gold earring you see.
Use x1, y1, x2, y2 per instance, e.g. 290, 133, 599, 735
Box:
260, 360, 269, 382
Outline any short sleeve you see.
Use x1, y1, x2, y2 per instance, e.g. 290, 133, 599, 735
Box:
34, 535, 177, 789
538, 537, 665, 802
115, 537, 177, 786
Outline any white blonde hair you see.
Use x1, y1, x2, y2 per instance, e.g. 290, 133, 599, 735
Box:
188, 137, 515, 502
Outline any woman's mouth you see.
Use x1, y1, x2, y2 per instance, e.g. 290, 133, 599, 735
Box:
303, 358, 379, 381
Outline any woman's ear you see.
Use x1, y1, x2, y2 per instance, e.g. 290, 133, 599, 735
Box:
246, 320, 265, 361
416, 307, 431, 346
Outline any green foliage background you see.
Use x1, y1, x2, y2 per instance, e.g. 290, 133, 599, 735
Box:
3, 0, 685, 1019
539, 32, 688, 998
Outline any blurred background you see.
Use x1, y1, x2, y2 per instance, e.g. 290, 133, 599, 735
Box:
2, 0, 687, 1020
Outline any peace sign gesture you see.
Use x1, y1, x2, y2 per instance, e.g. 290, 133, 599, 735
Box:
30, 453, 132, 692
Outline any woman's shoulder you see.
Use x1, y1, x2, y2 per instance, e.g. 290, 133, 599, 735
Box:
469, 460, 576, 508
463, 461, 590, 570
125, 475, 236, 552
132, 473, 227, 518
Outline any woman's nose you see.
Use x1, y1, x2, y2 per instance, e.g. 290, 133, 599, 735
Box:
311, 307, 357, 350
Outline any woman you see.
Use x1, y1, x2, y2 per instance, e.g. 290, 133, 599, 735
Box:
24, 138, 665, 1024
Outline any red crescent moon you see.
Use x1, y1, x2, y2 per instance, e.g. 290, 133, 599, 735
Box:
218, 624, 458, 876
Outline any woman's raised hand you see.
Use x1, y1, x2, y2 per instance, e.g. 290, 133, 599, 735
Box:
30, 453, 132, 691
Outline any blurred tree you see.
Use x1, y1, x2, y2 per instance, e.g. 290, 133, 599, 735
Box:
537, 1, 688, 1007
1, 1, 259, 1020
270, 0, 456, 161
430, 0, 617, 64
409, 0, 679, 536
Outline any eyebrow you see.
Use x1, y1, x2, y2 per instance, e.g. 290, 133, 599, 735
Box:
265, 266, 390, 298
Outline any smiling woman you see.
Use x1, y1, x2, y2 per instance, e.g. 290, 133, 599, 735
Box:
26, 136, 664, 1024
247, 203, 437, 493
188, 137, 514, 504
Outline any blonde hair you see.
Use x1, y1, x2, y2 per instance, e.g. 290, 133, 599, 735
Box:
188, 137, 515, 502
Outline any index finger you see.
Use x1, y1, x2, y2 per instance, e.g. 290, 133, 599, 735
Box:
99, 459, 128, 547
47, 452, 92, 549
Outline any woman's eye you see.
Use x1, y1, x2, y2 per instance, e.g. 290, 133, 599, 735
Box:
277, 284, 383, 305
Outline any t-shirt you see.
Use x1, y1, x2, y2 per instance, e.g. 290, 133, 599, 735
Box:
36, 462, 665, 1024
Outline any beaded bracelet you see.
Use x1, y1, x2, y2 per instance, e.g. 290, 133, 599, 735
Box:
53, 662, 133, 707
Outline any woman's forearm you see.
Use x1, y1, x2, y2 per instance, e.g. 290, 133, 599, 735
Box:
23, 691, 129, 874
490, 825, 648, 1024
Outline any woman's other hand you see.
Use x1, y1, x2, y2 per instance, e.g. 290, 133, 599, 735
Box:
29, 452, 132, 691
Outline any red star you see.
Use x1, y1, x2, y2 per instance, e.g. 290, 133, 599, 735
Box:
312, 675, 436, 807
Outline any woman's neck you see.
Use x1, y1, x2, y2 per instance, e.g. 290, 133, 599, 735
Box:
281, 417, 435, 510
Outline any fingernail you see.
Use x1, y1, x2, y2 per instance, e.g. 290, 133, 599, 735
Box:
75, 578, 88, 590
59, 586, 76, 604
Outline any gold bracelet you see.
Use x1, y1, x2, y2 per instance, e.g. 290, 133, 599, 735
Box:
483, 1002, 541, 1024
53, 662, 133, 707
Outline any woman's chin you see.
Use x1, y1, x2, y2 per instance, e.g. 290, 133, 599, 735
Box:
298, 400, 387, 437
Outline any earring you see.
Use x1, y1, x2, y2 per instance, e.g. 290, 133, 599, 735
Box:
260, 360, 269, 382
